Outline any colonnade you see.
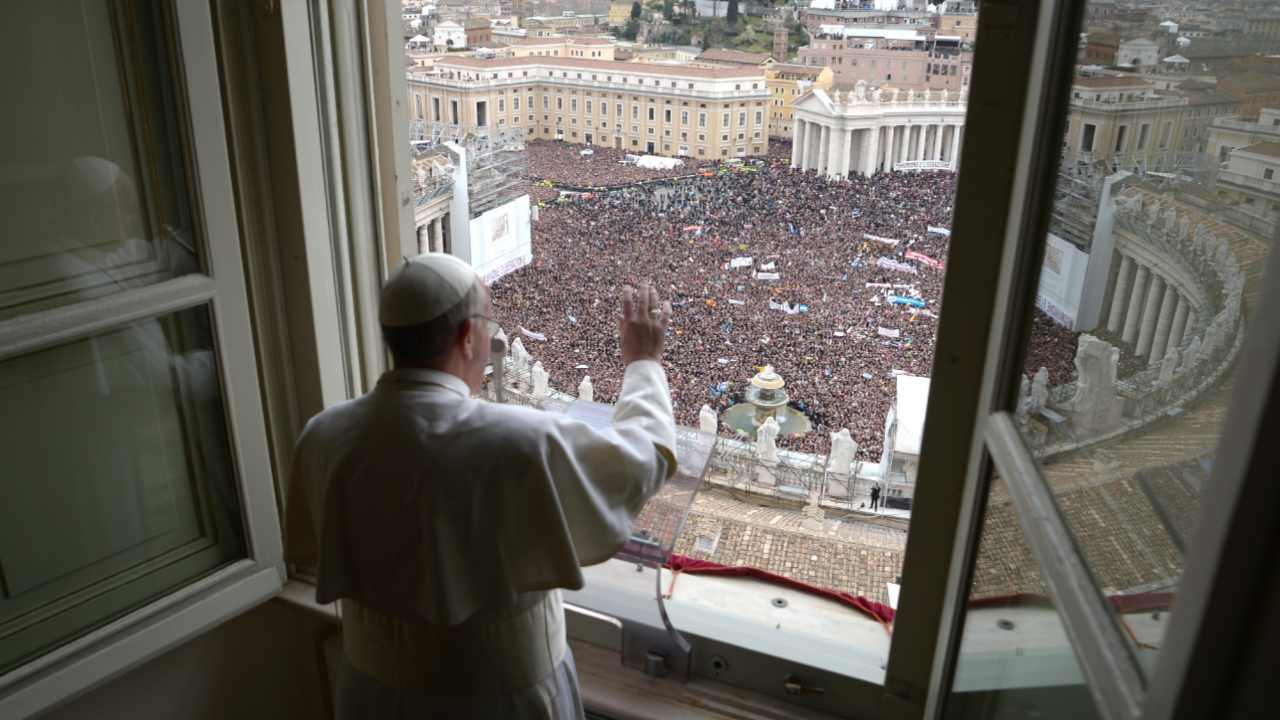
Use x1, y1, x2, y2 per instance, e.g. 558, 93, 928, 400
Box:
791, 119, 964, 179
416, 214, 450, 255
1104, 252, 1197, 366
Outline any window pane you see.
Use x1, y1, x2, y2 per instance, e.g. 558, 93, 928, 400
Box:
947, 475, 1102, 718
0, 2, 200, 321
1008, 0, 1276, 677
404, 3, 977, 691
0, 305, 245, 673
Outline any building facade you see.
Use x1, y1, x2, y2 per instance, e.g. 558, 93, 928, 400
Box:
766, 63, 834, 138
935, 13, 978, 44
797, 39, 971, 92
790, 84, 967, 179
499, 36, 616, 60
1207, 107, 1280, 163
409, 56, 771, 159
1061, 75, 1237, 173
1215, 141, 1280, 235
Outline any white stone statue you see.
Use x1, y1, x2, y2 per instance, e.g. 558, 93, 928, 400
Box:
699, 404, 718, 434
1016, 374, 1032, 423
871, 86, 882, 103
853, 80, 867, 102
510, 337, 529, 373
828, 428, 856, 476
923, 88, 932, 104
1068, 335, 1125, 434
940, 88, 949, 104
1159, 347, 1180, 383
756, 416, 780, 465
578, 375, 594, 402
531, 361, 549, 399
889, 87, 900, 103
1030, 367, 1050, 413
906, 88, 916, 103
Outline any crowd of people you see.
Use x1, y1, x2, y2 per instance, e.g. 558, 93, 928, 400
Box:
491, 141, 1080, 458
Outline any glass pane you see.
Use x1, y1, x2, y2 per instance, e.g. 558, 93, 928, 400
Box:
947, 475, 1103, 719
0, 305, 245, 673
1006, 0, 1277, 677
0, 2, 199, 321
405, 1, 977, 687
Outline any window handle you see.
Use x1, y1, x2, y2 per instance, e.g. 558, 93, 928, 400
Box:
782, 674, 825, 696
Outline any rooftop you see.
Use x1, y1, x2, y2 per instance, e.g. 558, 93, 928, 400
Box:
507, 36, 613, 46
1074, 75, 1154, 89
1238, 142, 1280, 158
698, 48, 773, 66
431, 55, 764, 80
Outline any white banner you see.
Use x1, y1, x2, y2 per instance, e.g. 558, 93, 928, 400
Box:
519, 327, 547, 342
894, 160, 953, 172
729, 256, 753, 268
863, 233, 900, 246
877, 327, 901, 338
754, 271, 781, 281
927, 226, 951, 236
877, 257, 919, 275
760, 261, 777, 271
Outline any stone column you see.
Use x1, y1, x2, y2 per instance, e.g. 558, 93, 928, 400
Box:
1185, 310, 1198, 339
885, 125, 896, 172
818, 124, 831, 175
1106, 254, 1133, 333
416, 224, 428, 255
1122, 264, 1149, 344
864, 125, 881, 176
830, 128, 847, 179
791, 120, 805, 168
1150, 284, 1179, 364
949, 124, 962, 168
933, 124, 944, 161
807, 123, 822, 170
1136, 274, 1165, 357
1168, 297, 1190, 350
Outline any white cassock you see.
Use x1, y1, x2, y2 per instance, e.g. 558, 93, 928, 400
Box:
285, 360, 677, 720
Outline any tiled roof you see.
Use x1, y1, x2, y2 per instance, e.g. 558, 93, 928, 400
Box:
433, 55, 764, 79
698, 48, 772, 66
1238, 142, 1280, 158
1074, 75, 1153, 89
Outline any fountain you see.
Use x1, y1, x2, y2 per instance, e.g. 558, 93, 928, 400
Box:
721, 365, 813, 440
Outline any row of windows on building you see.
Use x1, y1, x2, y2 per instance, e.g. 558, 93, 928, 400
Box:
415, 93, 765, 130
443, 67, 762, 92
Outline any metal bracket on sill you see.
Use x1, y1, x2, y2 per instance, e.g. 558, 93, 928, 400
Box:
620, 565, 693, 681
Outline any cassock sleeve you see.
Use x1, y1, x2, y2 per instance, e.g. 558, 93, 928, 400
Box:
513, 359, 678, 571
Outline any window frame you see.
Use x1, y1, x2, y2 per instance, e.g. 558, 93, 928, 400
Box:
0, 3, 283, 716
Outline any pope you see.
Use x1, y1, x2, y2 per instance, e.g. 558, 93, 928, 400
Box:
285, 253, 677, 719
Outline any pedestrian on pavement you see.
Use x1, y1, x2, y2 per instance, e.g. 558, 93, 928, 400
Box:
870, 484, 881, 512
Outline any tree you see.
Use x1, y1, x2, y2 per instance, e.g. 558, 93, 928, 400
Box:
662, 0, 674, 20
727, 0, 739, 24
631, 1, 641, 20
621, 17, 640, 40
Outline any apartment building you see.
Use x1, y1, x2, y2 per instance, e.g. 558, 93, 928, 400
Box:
1207, 107, 1280, 162
499, 36, 616, 60
765, 62, 834, 138
408, 56, 771, 159
797, 37, 972, 92
1062, 74, 1237, 172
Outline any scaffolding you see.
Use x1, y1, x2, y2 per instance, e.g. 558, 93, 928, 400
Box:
464, 127, 529, 218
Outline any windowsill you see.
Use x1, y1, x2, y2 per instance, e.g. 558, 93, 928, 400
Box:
277, 578, 844, 720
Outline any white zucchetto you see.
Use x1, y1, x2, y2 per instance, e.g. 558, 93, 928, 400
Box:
379, 253, 479, 327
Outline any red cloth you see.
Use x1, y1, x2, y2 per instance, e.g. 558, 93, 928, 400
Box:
663, 554, 896, 625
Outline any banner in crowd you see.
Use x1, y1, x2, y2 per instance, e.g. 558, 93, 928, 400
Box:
727, 298, 746, 305
877, 327, 901, 339
877, 257, 919, 275
755, 271, 781, 281
888, 295, 927, 308
519, 327, 547, 342
864, 233, 900, 246
760, 261, 777, 271
729, 256, 753, 268
905, 251, 945, 270
927, 226, 951, 236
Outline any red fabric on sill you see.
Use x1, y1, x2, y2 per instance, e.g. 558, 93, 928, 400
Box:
663, 554, 897, 627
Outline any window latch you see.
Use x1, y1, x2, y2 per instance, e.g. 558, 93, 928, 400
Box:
782, 674, 826, 696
